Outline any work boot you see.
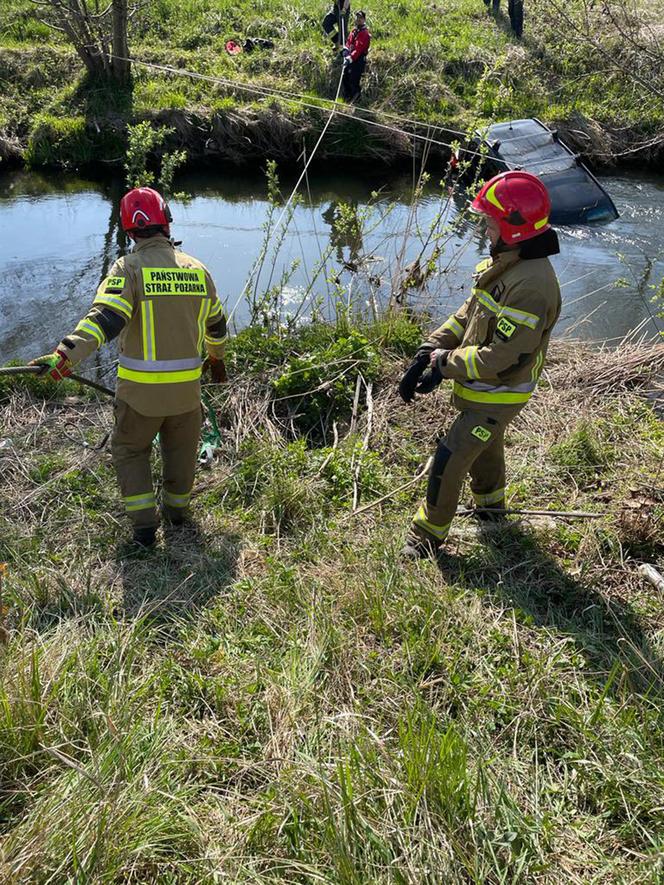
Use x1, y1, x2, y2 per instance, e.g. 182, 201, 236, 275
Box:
161, 506, 187, 527
132, 526, 157, 548
400, 536, 440, 561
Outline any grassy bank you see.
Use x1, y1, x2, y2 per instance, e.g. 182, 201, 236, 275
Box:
1, 0, 663, 170
1, 317, 664, 880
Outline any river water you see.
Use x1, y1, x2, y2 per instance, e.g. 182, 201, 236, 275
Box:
1, 167, 662, 368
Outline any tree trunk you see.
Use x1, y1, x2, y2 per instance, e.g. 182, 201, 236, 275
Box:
111, 0, 130, 85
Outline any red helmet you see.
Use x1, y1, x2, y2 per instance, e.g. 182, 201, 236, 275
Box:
120, 187, 172, 235
471, 171, 551, 245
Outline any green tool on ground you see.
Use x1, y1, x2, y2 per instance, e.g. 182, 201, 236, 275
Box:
199, 389, 223, 467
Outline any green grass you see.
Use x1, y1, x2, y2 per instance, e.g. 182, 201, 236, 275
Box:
1, 0, 662, 167
1, 318, 663, 879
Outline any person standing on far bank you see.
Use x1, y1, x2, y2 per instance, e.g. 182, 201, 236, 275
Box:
323, 0, 351, 49
483, 0, 523, 38
342, 10, 371, 102
30, 187, 228, 549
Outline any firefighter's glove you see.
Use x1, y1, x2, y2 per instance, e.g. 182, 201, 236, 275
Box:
415, 365, 443, 395
398, 347, 432, 403
430, 348, 451, 373
414, 348, 450, 394
204, 356, 228, 384
342, 47, 350, 57
30, 350, 72, 381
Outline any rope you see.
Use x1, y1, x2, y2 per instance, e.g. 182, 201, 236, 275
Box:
110, 54, 572, 172
223, 61, 347, 323
111, 54, 554, 149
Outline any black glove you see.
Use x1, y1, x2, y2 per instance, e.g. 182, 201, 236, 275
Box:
398, 347, 433, 403
415, 365, 443, 395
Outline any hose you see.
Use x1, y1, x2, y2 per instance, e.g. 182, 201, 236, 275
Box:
0, 365, 115, 398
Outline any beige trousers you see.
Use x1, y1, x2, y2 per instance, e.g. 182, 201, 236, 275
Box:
410, 405, 523, 547
111, 399, 202, 528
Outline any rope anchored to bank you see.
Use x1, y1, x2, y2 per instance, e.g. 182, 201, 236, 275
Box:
217, 57, 348, 323
109, 54, 578, 174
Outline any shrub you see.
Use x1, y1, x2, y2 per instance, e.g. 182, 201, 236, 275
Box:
219, 434, 390, 533
272, 328, 380, 435
224, 437, 324, 534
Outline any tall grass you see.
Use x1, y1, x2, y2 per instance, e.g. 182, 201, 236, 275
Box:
2, 0, 663, 167
1, 321, 663, 879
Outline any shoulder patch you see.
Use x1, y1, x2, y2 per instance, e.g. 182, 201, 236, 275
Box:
104, 276, 126, 294
496, 317, 517, 341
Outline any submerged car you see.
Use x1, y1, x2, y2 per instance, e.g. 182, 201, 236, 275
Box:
477, 118, 619, 225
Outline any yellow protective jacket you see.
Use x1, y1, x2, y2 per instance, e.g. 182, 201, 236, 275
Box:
424, 249, 561, 408
57, 236, 227, 416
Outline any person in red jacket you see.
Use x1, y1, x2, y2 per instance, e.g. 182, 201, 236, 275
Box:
342, 11, 370, 102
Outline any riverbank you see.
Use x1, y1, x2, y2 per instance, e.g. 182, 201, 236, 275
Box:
2, 0, 663, 172
1, 318, 663, 879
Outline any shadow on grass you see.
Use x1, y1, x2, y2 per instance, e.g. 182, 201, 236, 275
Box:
74, 70, 134, 120
116, 522, 241, 622
443, 522, 664, 696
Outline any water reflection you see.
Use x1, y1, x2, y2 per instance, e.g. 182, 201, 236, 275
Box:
0, 167, 662, 367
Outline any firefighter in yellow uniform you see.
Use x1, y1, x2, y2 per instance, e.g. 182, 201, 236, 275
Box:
31, 187, 227, 547
399, 171, 562, 559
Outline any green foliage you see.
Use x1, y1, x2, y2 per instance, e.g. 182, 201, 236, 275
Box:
1, 324, 664, 880
230, 321, 384, 437
319, 440, 390, 507
133, 81, 189, 111
227, 324, 289, 375
652, 275, 664, 335
550, 420, 614, 486
0, 364, 80, 403
124, 121, 187, 197
224, 437, 324, 533
221, 434, 390, 532
28, 453, 67, 484
371, 311, 426, 356
0, 619, 206, 880
1, 9, 50, 44
272, 328, 380, 434
25, 114, 123, 168
3, 0, 664, 171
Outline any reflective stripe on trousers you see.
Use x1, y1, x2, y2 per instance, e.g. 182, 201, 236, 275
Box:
412, 505, 451, 540
123, 491, 157, 512
472, 487, 505, 506
163, 490, 191, 509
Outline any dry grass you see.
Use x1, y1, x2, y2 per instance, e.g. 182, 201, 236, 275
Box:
0, 333, 663, 881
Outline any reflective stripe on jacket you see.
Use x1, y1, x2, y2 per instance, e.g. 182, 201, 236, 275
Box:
58, 236, 227, 417
424, 249, 561, 408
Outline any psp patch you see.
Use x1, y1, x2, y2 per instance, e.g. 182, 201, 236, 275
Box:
471, 425, 492, 442
104, 276, 126, 293
496, 316, 517, 341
